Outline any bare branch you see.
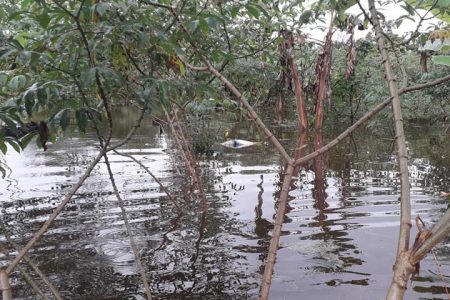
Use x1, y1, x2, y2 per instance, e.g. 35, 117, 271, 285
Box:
103, 153, 153, 299
411, 209, 450, 264
0, 221, 63, 299
113, 150, 180, 211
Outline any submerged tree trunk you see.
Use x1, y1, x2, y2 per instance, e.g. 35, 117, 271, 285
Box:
293, 130, 308, 176
369, 1, 412, 299
312, 130, 328, 225
0, 270, 12, 300
260, 163, 295, 300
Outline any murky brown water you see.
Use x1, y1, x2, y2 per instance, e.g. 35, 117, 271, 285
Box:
0, 110, 449, 299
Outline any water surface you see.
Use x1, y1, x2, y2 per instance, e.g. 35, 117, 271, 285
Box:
0, 111, 449, 299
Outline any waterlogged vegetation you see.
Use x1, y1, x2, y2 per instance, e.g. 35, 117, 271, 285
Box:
0, 0, 449, 299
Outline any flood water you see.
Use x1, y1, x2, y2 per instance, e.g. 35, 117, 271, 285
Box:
0, 109, 449, 299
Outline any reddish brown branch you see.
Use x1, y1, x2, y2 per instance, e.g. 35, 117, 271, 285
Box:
281, 30, 308, 130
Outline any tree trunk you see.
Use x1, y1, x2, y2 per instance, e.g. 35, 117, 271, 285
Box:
276, 92, 285, 125
293, 130, 308, 176
368, 1, 412, 299
260, 163, 295, 300
279, 30, 307, 130
0, 270, 12, 300
314, 30, 333, 130
420, 52, 428, 73
312, 130, 327, 218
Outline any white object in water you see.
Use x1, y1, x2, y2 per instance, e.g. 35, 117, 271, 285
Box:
221, 139, 260, 149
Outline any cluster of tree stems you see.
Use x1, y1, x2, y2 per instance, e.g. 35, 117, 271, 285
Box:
0, 1, 449, 300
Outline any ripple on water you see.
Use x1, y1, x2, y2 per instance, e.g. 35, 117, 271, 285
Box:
1, 121, 449, 299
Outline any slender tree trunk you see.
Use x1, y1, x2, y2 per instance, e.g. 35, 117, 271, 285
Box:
0, 270, 12, 300
293, 130, 308, 176
368, 1, 412, 299
277, 30, 290, 125
260, 163, 295, 300
276, 92, 285, 125
314, 30, 333, 130
420, 52, 428, 73
312, 130, 327, 222
280, 30, 308, 131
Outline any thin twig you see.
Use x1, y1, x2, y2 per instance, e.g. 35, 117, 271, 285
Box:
16, 265, 48, 300
0, 245, 48, 299
431, 250, 450, 299
0, 220, 62, 299
113, 150, 180, 211
103, 152, 153, 299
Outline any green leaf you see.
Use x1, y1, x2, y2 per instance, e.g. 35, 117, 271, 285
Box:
35, 134, 44, 149
231, 5, 240, 18
0, 73, 8, 86
81, 68, 96, 88
0, 48, 15, 60
246, 5, 260, 19
186, 19, 200, 34
24, 89, 35, 117
179, 62, 186, 76
14, 34, 27, 48
36, 13, 51, 29
0, 114, 19, 135
335, 0, 357, 11
10, 38, 24, 50
58, 108, 72, 131
432, 55, 450, 66
95, 3, 109, 16
0, 142, 7, 154
75, 109, 87, 133
8, 10, 29, 20
98, 67, 124, 87
204, 16, 219, 30
29, 52, 40, 71
6, 138, 21, 153
36, 87, 49, 105
19, 131, 37, 149
8, 75, 26, 90
18, 51, 32, 65
299, 10, 313, 24
199, 18, 209, 33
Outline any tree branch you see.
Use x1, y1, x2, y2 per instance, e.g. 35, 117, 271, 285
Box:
103, 152, 153, 299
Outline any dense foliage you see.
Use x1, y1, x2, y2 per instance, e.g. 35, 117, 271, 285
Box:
0, 0, 449, 155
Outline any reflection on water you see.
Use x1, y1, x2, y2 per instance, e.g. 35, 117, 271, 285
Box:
0, 111, 449, 299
